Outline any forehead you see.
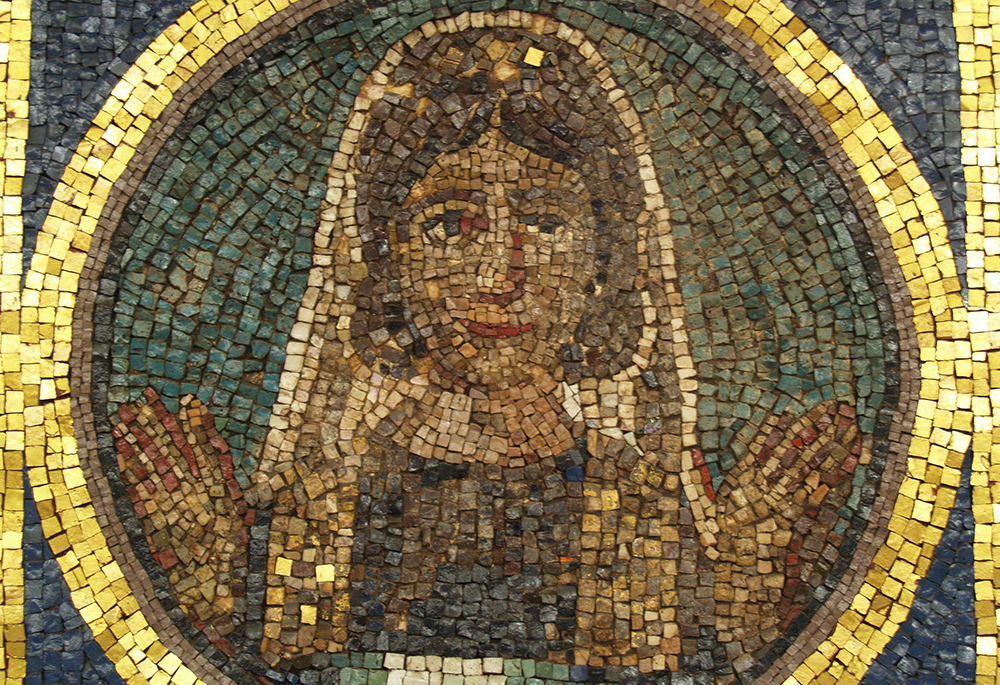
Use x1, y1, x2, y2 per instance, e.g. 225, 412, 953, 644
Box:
404, 135, 589, 207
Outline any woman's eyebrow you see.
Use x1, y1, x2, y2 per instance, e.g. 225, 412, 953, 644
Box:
402, 186, 473, 209
519, 214, 565, 232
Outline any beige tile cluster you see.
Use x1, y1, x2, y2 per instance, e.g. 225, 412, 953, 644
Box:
382, 653, 508, 685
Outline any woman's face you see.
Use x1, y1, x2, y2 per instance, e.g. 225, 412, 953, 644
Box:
394, 131, 597, 389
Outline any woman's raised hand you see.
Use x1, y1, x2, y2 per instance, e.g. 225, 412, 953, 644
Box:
707, 401, 864, 630
112, 387, 251, 654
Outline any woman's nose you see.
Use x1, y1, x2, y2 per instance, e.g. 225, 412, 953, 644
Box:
473, 217, 525, 306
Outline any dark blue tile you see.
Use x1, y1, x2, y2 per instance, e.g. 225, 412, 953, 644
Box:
23, 473, 125, 685
863, 452, 975, 684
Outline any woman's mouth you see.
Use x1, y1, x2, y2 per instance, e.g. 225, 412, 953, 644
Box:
459, 319, 534, 338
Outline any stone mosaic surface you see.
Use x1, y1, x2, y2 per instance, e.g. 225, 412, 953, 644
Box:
23, 474, 126, 685
4, 0, 993, 682
89, 5, 902, 683
19, 0, 969, 283
784, 0, 967, 280
22, 0, 192, 270
860, 452, 976, 685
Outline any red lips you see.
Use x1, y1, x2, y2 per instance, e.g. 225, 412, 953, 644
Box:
459, 319, 534, 338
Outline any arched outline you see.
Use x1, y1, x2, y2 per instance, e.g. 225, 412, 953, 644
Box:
14, 0, 973, 684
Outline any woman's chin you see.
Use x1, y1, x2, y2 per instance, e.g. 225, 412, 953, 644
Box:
438, 360, 547, 393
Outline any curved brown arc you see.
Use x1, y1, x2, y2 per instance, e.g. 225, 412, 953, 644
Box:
66, 1, 921, 683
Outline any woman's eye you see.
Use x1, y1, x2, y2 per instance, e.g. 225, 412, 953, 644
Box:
522, 214, 563, 235
425, 210, 466, 242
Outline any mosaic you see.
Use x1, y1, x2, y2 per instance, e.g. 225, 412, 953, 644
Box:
14, 0, 1000, 672
82, 5, 910, 683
